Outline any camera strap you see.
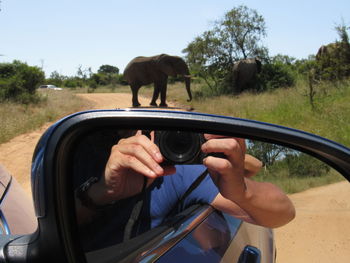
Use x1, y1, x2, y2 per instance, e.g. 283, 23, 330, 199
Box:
123, 176, 148, 241
123, 168, 209, 241
166, 168, 209, 219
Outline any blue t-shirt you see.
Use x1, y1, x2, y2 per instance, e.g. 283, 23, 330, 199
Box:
149, 165, 219, 227
81, 165, 219, 251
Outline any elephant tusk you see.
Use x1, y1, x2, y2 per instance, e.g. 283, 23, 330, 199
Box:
184, 75, 191, 78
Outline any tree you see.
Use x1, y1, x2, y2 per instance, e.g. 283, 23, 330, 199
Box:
217, 5, 267, 60
183, 5, 267, 94
258, 54, 296, 91
0, 60, 45, 103
247, 141, 290, 167
48, 71, 66, 87
76, 65, 93, 87
0, 63, 16, 78
284, 153, 330, 177
183, 31, 224, 91
97, 64, 119, 74
92, 64, 121, 87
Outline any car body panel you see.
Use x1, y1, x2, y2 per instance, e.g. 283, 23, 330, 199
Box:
85, 204, 274, 263
0, 165, 37, 235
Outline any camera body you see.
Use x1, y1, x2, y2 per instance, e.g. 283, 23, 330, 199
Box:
154, 130, 224, 165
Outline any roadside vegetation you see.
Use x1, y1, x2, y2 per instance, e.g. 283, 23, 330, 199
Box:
166, 79, 350, 147
1, 5, 349, 193
162, 79, 349, 193
0, 89, 92, 144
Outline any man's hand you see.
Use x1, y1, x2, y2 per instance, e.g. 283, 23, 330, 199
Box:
201, 135, 251, 203
202, 135, 295, 228
90, 133, 176, 205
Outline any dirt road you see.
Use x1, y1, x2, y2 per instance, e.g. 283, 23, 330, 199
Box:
0, 93, 349, 262
0, 93, 152, 194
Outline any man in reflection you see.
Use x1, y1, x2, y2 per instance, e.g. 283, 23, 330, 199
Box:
75, 132, 295, 251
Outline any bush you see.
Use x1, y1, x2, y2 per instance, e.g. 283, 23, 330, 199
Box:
46, 71, 65, 87
0, 77, 24, 99
285, 153, 331, 177
20, 65, 45, 94
259, 61, 296, 91
63, 78, 80, 88
90, 72, 121, 87
0, 61, 45, 103
0, 63, 16, 78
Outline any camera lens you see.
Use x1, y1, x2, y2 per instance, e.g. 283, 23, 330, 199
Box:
158, 131, 201, 164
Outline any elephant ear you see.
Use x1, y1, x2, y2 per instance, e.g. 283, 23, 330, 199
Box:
156, 55, 177, 77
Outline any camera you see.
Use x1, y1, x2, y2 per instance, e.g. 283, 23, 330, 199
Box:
153, 130, 225, 165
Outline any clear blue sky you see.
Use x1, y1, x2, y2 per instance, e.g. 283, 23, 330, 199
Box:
1, 0, 349, 77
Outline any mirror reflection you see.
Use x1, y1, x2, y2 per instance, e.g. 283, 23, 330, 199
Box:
72, 128, 343, 261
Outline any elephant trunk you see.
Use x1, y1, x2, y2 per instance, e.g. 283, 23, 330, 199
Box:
184, 75, 192, 102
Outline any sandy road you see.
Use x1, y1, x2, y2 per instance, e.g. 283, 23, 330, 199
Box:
0, 93, 349, 262
0, 93, 152, 194
274, 181, 350, 262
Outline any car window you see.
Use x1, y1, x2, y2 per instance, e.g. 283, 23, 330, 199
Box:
70, 128, 344, 263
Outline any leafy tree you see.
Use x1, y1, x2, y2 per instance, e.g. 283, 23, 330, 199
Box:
89, 64, 121, 87
97, 64, 119, 74
20, 65, 45, 94
248, 141, 331, 178
183, 5, 267, 94
63, 77, 80, 88
294, 56, 317, 76
0, 63, 16, 78
91, 72, 120, 86
258, 54, 296, 91
218, 6, 267, 60
47, 71, 66, 87
247, 141, 292, 166
76, 65, 93, 86
184, 31, 225, 92
284, 153, 330, 177
0, 60, 45, 103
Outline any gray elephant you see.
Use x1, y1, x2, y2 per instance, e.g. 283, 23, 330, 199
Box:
316, 42, 350, 65
232, 58, 262, 93
123, 54, 192, 107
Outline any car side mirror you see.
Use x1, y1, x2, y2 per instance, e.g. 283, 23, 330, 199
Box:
1, 109, 349, 262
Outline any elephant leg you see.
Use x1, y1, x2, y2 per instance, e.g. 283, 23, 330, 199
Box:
131, 85, 141, 107
159, 83, 168, 107
233, 78, 240, 94
150, 83, 160, 106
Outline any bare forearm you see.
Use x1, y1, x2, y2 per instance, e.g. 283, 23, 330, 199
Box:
235, 179, 295, 228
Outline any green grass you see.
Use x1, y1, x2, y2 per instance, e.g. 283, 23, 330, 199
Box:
164, 79, 350, 147
149, 79, 350, 192
1, 80, 348, 193
0, 89, 92, 144
253, 169, 344, 194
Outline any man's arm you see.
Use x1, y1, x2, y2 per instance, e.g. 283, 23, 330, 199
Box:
75, 133, 175, 226
202, 136, 295, 228
211, 179, 296, 228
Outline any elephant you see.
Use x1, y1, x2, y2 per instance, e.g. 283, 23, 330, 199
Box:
315, 42, 350, 79
232, 58, 262, 94
316, 42, 350, 65
123, 54, 192, 107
